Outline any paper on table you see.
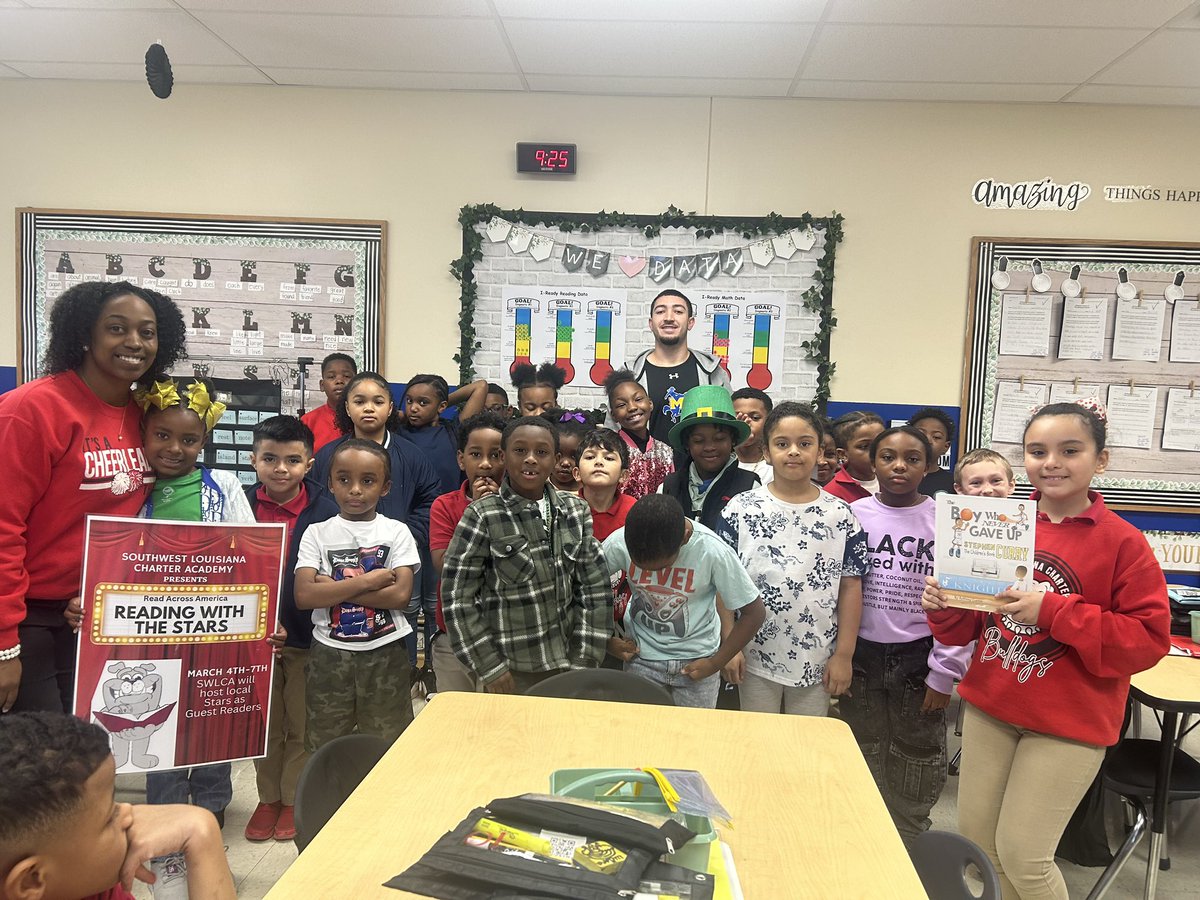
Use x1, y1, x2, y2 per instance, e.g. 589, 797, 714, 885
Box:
999, 293, 1052, 357
1057, 296, 1108, 361
1112, 298, 1166, 362
992, 380, 1048, 443
1050, 382, 1105, 405
1162, 388, 1200, 452
1169, 300, 1200, 364
1106, 384, 1158, 450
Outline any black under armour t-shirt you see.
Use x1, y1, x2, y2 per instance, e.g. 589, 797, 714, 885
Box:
643, 355, 701, 445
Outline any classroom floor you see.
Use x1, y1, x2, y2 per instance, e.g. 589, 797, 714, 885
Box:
117, 692, 1200, 899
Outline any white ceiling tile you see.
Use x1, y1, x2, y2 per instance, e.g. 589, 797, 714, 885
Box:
7, 59, 271, 83
0, 10, 246, 63
824, 0, 1194, 29
791, 79, 1075, 102
506, 21, 816, 79
192, 12, 513, 71
1166, 4, 1200, 27
1066, 83, 1200, 106
494, 0, 826, 23
524, 73, 791, 96
803, 24, 1147, 83
0, 61, 26, 75
21, 0, 175, 8
1091, 30, 1200, 86
181, 0, 490, 15
263, 67, 524, 90
0, 0, 28, 6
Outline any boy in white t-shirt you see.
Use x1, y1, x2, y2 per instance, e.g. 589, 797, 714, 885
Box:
602, 494, 765, 708
295, 439, 420, 751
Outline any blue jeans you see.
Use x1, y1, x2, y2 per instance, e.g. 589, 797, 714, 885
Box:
145, 764, 233, 814
403, 592, 438, 668
625, 656, 719, 708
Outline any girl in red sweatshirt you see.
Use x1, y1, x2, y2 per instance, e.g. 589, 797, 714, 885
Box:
923, 401, 1169, 900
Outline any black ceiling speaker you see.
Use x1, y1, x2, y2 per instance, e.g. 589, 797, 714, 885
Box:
145, 42, 173, 99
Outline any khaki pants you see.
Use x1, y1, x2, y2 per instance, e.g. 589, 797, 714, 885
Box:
959, 702, 1105, 900
739, 672, 829, 716
254, 647, 309, 806
431, 632, 479, 693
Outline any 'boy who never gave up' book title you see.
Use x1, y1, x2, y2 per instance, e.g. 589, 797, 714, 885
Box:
935, 494, 1037, 612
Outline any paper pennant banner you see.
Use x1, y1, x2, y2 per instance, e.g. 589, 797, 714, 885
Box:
697, 252, 721, 281
562, 244, 587, 272
648, 256, 673, 283
748, 239, 776, 267
507, 227, 532, 254
528, 234, 555, 262
618, 255, 647, 278
584, 249, 611, 277
720, 248, 745, 277
792, 226, 817, 251
485, 216, 512, 243
771, 232, 798, 260
673, 255, 699, 283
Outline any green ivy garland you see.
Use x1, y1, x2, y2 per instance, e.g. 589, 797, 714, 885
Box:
452, 204, 844, 409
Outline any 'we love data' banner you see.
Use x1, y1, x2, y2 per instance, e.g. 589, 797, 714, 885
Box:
73, 517, 285, 774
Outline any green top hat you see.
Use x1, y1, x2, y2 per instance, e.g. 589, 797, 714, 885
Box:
667, 385, 751, 452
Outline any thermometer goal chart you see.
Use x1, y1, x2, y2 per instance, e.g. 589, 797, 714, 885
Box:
692, 291, 788, 391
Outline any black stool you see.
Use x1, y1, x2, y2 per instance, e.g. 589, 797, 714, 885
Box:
1086, 738, 1200, 900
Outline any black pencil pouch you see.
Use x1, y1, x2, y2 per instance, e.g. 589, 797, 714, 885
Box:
386, 793, 697, 900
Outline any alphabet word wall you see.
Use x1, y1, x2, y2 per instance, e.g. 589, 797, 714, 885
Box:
17, 210, 384, 417
964, 236, 1200, 513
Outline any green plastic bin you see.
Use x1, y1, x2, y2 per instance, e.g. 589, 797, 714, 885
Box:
550, 768, 716, 873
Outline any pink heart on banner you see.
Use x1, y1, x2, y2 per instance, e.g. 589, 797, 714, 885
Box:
618, 255, 648, 278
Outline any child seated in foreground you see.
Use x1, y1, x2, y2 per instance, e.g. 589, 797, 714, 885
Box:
602, 494, 765, 708
0, 711, 234, 900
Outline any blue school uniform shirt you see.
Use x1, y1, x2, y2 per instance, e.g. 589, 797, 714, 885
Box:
399, 422, 462, 495
601, 521, 758, 661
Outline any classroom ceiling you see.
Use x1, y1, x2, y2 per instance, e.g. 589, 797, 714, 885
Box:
2, 0, 1200, 107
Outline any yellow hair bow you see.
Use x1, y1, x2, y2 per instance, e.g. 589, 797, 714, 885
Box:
184, 381, 227, 432
134, 379, 180, 412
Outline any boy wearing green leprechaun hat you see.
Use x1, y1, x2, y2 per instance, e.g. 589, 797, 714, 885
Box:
657, 385, 762, 533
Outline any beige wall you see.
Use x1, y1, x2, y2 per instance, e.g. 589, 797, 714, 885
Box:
2, 80, 1197, 404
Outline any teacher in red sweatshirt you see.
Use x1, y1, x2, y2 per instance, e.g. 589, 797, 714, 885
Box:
0, 281, 186, 714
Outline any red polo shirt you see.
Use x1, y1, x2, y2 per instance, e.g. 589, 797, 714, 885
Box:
430, 484, 472, 632
584, 491, 637, 542
300, 404, 343, 452
254, 483, 308, 548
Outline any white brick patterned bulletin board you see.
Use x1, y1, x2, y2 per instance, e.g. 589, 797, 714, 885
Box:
456, 207, 843, 412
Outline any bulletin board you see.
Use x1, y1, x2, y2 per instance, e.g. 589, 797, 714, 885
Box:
962, 236, 1200, 513
16, 208, 385, 417
454, 205, 843, 411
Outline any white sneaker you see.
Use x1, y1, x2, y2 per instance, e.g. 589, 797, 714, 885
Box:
149, 852, 189, 899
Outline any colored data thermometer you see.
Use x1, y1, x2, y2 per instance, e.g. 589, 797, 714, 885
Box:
516, 143, 577, 174
589, 308, 614, 384
746, 306, 780, 390
554, 306, 577, 382
705, 303, 737, 376
509, 303, 534, 376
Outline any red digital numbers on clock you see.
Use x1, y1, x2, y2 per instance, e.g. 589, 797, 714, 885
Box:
517, 143, 576, 174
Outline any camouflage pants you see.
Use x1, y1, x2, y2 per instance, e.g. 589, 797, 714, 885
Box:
305, 640, 413, 752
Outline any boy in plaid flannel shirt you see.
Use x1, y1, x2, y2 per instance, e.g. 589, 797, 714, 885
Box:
442, 416, 610, 693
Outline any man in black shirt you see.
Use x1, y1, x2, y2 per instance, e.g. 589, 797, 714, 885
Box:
606, 289, 731, 445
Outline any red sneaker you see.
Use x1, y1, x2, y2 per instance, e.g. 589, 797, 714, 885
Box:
274, 805, 297, 841
244, 802, 281, 842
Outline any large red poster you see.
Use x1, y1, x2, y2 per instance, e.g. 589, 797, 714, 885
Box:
73, 516, 285, 773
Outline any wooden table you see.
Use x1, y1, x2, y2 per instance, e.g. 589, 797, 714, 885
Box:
1129, 655, 1200, 900
265, 691, 927, 899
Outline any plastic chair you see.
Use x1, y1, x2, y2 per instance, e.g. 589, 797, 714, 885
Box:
1086, 736, 1200, 900
525, 669, 675, 706
910, 830, 1002, 900
293, 733, 392, 852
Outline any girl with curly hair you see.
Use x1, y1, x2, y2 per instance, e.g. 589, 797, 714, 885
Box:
510, 362, 566, 416
0, 280, 186, 714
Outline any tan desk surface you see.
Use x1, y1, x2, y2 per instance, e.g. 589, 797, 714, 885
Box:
265, 691, 927, 899
1131, 653, 1200, 707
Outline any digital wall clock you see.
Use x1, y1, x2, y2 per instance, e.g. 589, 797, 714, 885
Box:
516, 143, 576, 174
